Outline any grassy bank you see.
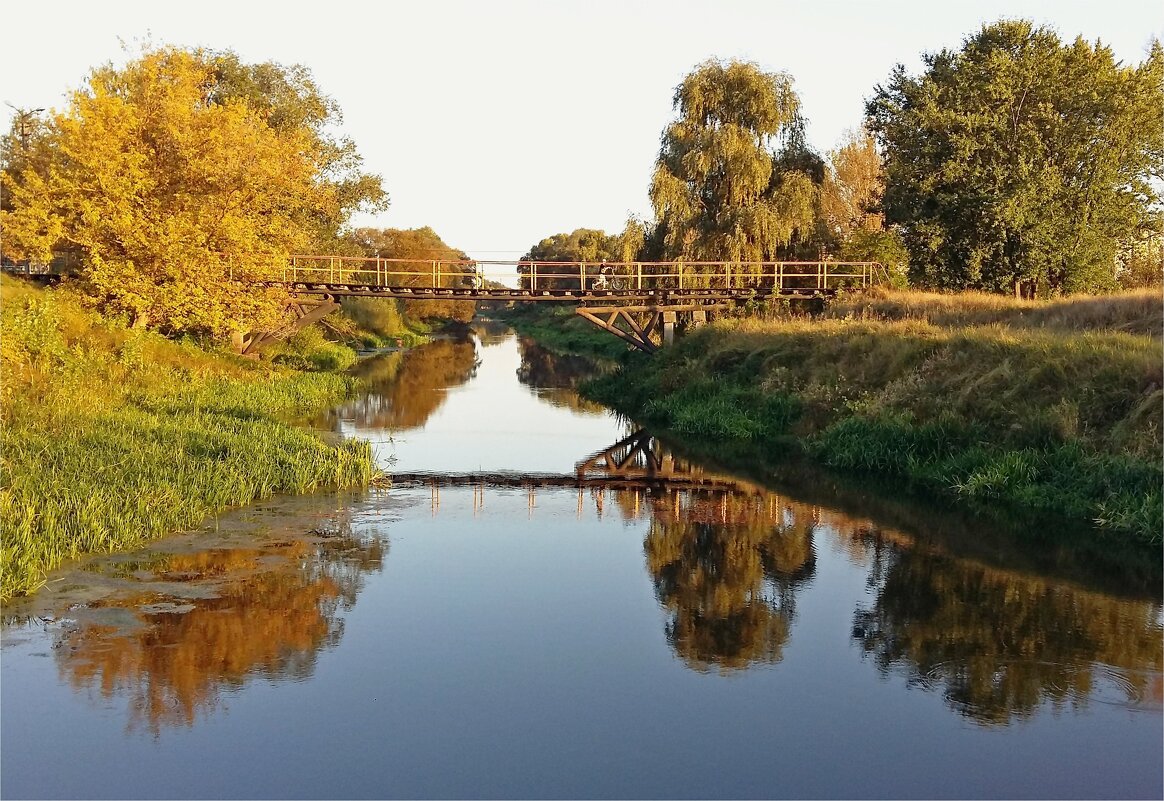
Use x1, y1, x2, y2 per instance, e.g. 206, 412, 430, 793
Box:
584, 290, 1162, 544
0, 278, 375, 599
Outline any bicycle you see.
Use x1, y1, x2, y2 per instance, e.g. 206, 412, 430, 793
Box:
594, 265, 629, 292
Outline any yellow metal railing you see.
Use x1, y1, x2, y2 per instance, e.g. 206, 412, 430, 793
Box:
244, 256, 884, 293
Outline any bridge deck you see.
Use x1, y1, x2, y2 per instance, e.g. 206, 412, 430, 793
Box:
256, 257, 883, 301
261, 282, 838, 301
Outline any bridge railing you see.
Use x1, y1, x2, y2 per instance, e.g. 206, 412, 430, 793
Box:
272, 256, 884, 293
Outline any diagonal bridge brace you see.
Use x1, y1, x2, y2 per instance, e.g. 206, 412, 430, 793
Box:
575, 302, 726, 353
238, 296, 341, 354
575, 307, 659, 353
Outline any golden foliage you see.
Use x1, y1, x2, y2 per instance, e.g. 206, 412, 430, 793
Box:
1, 47, 385, 337
55, 534, 384, 735
325, 339, 479, 430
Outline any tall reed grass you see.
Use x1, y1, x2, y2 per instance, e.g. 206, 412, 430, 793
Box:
0, 278, 374, 599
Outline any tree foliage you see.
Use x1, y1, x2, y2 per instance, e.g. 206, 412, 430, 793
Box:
867, 21, 1164, 295
345, 226, 475, 322
517, 227, 628, 290
0, 46, 386, 336
649, 59, 819, 263
821, 128, 883, 238
521, 228, 623, 262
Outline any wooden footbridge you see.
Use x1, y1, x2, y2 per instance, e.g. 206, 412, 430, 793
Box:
4, 253, 884, 353
249, 255, 884, 353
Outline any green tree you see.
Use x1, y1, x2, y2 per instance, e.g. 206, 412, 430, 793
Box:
867, 21, 1164, 296
0, 46, 386, 336
649, 59, 815, 264
522, 228, 622, 262
517, 227, 623, 290
345, 226, 475, 322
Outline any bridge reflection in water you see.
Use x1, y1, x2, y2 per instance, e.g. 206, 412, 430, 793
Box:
387, 429, 780, 516
21, 430, 1161, 734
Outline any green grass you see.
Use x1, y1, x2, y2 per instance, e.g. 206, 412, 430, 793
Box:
0, 277, 375, 599
583, 311, 1162, 544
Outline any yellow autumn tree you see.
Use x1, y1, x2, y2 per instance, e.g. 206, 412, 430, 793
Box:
0, 47, 386, 336
821, 128, 883, 237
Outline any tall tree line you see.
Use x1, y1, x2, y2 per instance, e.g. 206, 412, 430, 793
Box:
524, 21, 1161, 296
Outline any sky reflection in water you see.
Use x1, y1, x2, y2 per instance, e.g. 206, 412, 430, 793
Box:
2, 330, 1160, 799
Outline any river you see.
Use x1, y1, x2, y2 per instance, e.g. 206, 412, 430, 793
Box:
2, 327, 1161, 799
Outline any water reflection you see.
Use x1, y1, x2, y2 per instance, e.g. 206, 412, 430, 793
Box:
555, 429, 1163, 705
45, 518, 384, 736
324, 337, 479, 429
470, 319, 513, 347
848, 530, 1164, 724
516, 337, 606, 414
644, 496, 816, 673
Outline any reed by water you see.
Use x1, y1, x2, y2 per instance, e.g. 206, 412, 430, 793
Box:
0, 278, 374, 599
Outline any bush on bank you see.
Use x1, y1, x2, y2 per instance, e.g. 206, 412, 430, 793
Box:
0, 278, 374, 600
585, 308, 1162, 543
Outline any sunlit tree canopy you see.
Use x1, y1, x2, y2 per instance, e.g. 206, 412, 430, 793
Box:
867, 21, 1163, 296
649, 59, 817, 263
1, 46, 387, 336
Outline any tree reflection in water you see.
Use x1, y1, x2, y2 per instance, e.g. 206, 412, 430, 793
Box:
324, 338, 479, 430
53, 522, 384, 736
516, 337, 607, 414
642, 491, 817, 673
848, 530, 1164, 724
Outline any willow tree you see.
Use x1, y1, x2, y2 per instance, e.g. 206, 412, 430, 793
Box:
0, 46, 386, 336
649, 59, 815, 264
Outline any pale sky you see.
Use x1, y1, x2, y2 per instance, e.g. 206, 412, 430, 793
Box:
4, 0, 1161, 263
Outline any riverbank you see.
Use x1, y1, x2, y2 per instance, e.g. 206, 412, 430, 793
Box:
0, 277, 376, 599
581, 290, 1163, 544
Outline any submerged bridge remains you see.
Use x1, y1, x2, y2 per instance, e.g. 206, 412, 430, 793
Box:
248, 255, 884, 353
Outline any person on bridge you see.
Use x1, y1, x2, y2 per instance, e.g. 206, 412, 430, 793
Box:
593, 261, 611, 291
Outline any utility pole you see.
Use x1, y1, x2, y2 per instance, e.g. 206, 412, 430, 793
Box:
4, 103, 45, 149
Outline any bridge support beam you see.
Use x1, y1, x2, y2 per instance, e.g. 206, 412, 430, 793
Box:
575, 303, 726, 354
237, 297, 341, 354
662, 311, 676, 347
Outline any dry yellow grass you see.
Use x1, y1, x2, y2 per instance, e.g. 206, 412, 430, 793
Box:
826, 288, 1163, 337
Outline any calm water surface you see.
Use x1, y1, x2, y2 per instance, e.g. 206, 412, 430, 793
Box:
3, 329, 1161, 799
